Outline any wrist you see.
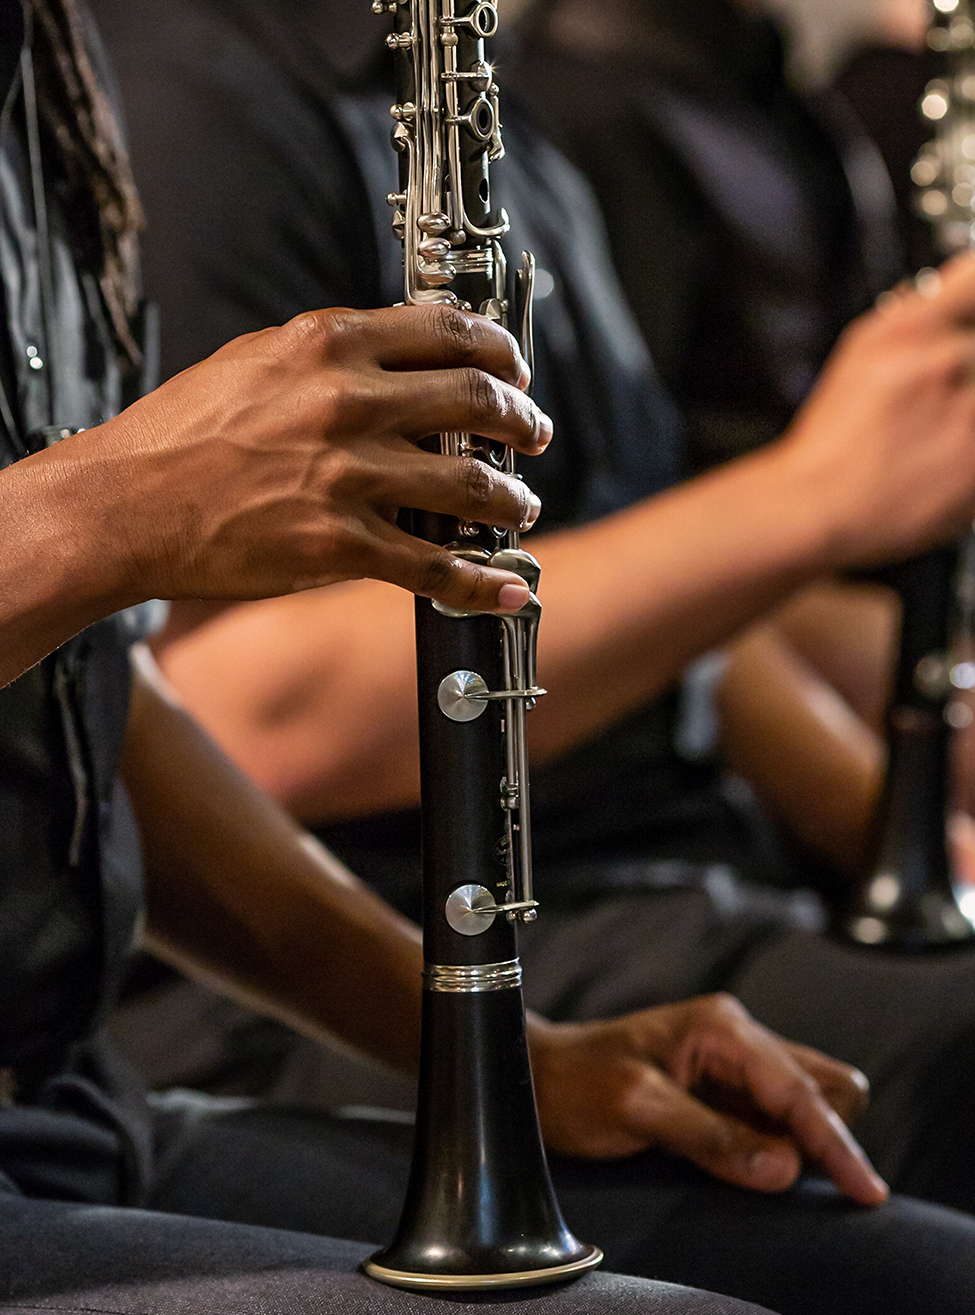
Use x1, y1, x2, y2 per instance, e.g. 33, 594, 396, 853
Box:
0, 434, 146, 681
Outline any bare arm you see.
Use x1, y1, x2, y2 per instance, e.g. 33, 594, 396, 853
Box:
122, 649, 885, 1204
0, 304, 550, 689
157, 255, 975, 823
718, 609, 887, 877
122, 648, 425, 1072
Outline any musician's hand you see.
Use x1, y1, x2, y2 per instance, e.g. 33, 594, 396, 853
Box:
38, 303, 549, 615
527, 993, 888, 1206
781, 250, 975, 566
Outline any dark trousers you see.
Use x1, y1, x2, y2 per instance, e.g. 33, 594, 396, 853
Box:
0, 1193, 772, 1315
150, 1102, 975, 1315
4, 1096, 975, 1315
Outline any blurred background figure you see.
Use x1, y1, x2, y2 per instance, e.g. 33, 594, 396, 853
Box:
513, 0, 915, 472
513, 0, 975, 879
771, 0, 927, 85
92, 0, 975, 1218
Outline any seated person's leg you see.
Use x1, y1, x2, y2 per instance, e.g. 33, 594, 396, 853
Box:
138, 1101, 975, 1315
0, 1190, 775, 1315
730, 928, 975, 1212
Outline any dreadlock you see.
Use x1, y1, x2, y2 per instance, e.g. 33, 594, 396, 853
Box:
27, 0, 144, 367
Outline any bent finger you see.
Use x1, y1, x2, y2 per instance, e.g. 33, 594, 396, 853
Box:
361, 518, 533, 614
377, 445, 540, 533
315, 304, 531, 389
783, 1041, 870, 1125
381, 366, 552, 456
733, 1040, 888, 1205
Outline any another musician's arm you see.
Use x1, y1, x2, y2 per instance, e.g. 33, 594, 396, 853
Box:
157, 254, 975, 824
716, 583, 894, 878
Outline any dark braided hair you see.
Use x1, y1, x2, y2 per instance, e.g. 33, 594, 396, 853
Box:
28, 0, 144, 367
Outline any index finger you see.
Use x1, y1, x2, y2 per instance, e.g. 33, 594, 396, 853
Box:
734, 1039, 888, 1206
783, 1040, 870, 1126
323, 303, 532, 389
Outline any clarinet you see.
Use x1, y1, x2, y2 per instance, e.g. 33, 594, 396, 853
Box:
834, 0, 975, 949
363, 0, 601, 1289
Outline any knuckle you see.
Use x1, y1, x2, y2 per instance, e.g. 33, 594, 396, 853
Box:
285, 306, 365, 360
460, 366, 502, 424
316, 445, 375, 511
293, 520, 350, 581
611, 1065, 660, 1126
419, 550, 461, 598
459, 456, 495, 513
430, 303, 479, 360
781, 1069, 820, 1111
335, 376, 374, 430
696, 992, 751, 1028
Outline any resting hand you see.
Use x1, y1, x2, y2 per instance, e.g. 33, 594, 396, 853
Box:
35, 303, 550, 616
528, 993, 888, 1206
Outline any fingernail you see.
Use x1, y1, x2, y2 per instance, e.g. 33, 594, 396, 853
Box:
863, 1165, 890, 1202
521, 492, 542, 530
870, 1174, 890, 1202
516, 355, 532, 391
535, 411, 554, 450
498, 580, 530, 611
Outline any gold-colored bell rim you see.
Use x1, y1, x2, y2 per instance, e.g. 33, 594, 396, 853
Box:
363, 1244, 603, 1290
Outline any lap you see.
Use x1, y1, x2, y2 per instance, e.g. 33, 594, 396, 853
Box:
518, 881, 818, 1019
146, 1102, 975, 1315
0, 1192, 769, 1315
109, 881, 975, 1214
728, 929, 975, 1210
522, 892, 975, 1213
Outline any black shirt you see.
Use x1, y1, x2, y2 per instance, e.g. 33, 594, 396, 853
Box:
0, 0, 142, 1087
515, 0, 904, 472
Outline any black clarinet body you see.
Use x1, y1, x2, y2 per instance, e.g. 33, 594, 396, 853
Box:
835, 0, 975, 949
835, 549, 975, 947
364, 0, 601, 1289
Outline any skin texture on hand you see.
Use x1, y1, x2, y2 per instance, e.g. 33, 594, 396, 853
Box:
0, 303, 549, 687
96, 304, 549, 603
527, 994, 888, 1207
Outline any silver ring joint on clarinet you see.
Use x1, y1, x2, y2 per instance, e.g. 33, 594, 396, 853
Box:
424, 958, 522, 990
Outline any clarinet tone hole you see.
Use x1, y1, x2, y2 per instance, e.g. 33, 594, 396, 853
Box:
471, 98, 496, 141
471, 2, 499, 37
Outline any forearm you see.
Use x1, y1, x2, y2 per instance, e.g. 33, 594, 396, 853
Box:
528, 440, 844, 756
0, 439, 140, 686
158, 437, 846, 822
121, 648, 424, 1073
718, 625, 884, 876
